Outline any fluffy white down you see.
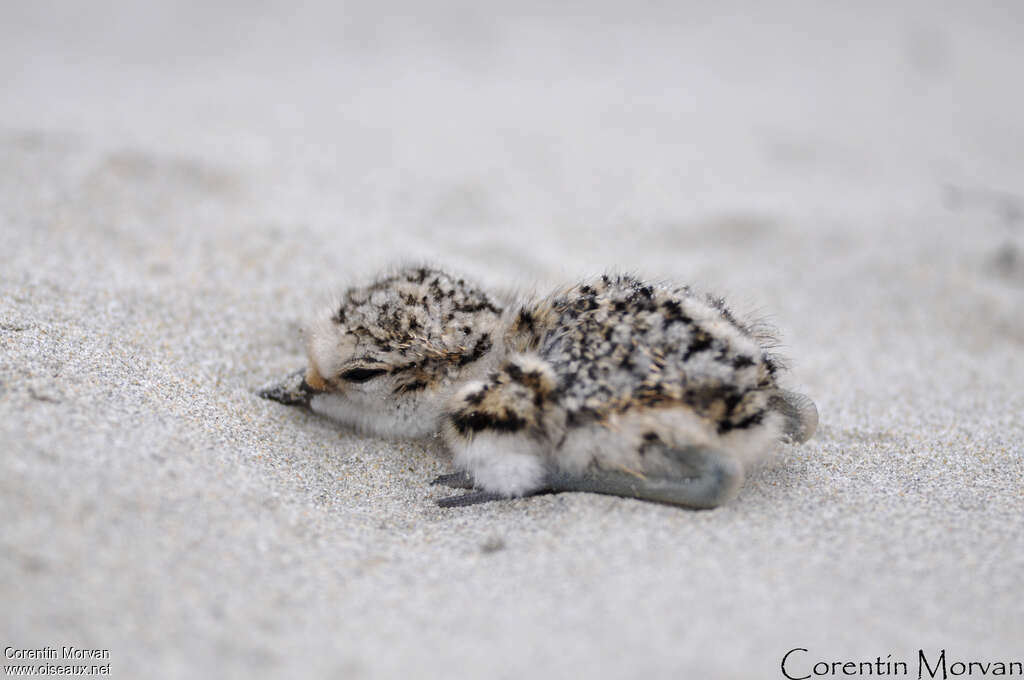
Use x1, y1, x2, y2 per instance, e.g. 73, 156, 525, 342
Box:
448, 432, 547, 497
310, 392, 441, 439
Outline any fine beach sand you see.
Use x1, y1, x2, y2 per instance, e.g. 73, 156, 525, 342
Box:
2, 1, 1022, 677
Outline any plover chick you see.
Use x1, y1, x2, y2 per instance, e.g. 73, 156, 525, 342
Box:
261, 267, 817, 509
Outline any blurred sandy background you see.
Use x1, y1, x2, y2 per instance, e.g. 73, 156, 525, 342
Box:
1, 1, 1022, 678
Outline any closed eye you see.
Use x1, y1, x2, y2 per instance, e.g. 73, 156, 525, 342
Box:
339, 367, 388, 383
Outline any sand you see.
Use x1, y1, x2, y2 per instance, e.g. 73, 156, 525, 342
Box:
2, 1, 1022, 678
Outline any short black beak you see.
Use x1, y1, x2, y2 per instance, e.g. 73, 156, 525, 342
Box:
259, 368, 317, 407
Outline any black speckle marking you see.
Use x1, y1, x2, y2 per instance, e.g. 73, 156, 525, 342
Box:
661, 299, 692, 328
724, 391, 743, 414
719, 410, 765, 434
638, 431, 664, 457
731, 354, 755, 369
516, 308, 535, 331
394, 380, 427, 394
450, 410, 526, 434
506, 362, 524, 381
463, 388, 487, 406
683, 331, 713, 360
458, 335, 493, 366
455, 300, 501, 315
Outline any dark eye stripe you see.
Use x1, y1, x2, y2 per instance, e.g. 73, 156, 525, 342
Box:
339, 367, 388, 383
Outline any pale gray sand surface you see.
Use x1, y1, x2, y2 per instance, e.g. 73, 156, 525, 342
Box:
2, 2, 1022, 678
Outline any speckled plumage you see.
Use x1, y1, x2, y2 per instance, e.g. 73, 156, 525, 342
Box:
500, 274, 782, 433
262, 265, 818, 508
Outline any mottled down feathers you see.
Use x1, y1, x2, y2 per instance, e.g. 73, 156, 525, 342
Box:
263, 265, 817, 509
